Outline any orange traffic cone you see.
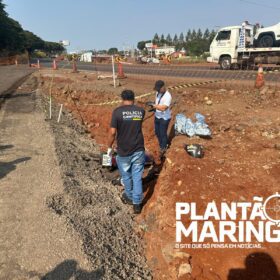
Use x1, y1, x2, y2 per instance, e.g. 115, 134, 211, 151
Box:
53, 59, 58, 70
255, 64, 265, 89
117, 63, 126, 79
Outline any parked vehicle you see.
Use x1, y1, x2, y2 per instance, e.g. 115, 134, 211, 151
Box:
254, 22, 280, 48
207, 21, 280, 70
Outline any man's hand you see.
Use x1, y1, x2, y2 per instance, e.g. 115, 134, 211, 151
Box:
145, 101, 156, 112
154, 104, 168, 111
107, 148, 112, 156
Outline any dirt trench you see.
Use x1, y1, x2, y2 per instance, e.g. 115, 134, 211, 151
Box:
40, 91, 152, 279
38, 69, 280, 280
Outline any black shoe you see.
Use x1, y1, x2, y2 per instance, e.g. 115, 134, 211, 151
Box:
121, 193, 133, 205
112, 177, 122, 186
133, 204, 142, 214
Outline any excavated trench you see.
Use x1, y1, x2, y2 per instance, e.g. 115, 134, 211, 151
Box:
38, 70, 280, 279
41, 92, 153, 279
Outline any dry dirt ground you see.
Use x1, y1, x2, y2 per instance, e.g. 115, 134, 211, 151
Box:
38, 69, 280, 280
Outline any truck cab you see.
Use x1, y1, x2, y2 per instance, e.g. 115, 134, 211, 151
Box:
207, 24, 253, 70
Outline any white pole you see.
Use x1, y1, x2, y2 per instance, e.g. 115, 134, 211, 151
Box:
111, 55, 116, 88
57, 104, 63, 123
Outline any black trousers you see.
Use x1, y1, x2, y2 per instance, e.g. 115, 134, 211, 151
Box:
155, 117, 170, 150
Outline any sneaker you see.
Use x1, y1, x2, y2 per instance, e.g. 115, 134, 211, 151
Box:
121, 193, 133, 205
111, 178, 122, 186
133, 204, 142, 214
112, 177, 125, 187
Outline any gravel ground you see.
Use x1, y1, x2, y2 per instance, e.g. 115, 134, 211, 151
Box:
42, 92, 152, 280
0, 74, 93, 280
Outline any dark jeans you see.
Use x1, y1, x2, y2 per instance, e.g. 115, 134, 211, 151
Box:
155, 117, 170, 150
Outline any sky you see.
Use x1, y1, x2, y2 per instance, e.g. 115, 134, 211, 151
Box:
3, 0, 280, 52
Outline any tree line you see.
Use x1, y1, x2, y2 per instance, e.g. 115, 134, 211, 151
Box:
137, 29, 217, 56
0, 0, 65, 57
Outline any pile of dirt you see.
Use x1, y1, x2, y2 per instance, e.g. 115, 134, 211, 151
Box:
41, 93, 152, 279
140, 87, 280, 279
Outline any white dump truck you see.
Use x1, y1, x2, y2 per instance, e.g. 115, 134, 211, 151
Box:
207, 21, 280, 70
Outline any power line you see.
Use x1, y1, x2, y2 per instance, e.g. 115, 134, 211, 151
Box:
239, 0, 280, 10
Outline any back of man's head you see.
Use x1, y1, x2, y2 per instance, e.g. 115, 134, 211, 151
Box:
121, 90, 135, 101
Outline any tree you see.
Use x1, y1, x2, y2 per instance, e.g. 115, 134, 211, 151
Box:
160, 34, 165, 45
197, 28, 203, 39
108, 48, 118, 55
0, 0, 26, 55
44, 41, 65, 55
187, 40, 202, 56
137, 41, 146, 51
209, 30, 217, 42
203, 28, 210, 40
23, 31, 44, 53
137, 40, 152, 51
166, 33, 172, 44
179, 32, 184, 43
0, 0, 65, 56
97, 49, 107, 54
185, 29, 192, 42
0, 0, 7, 16
153, 33, 159, 44
191, 29, 197, 40
173, 34, 178, 44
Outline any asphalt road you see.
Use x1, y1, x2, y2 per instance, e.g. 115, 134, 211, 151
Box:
0, 65, 34, 96
35, 59, 280, 83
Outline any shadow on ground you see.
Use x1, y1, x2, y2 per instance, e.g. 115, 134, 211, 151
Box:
0, 93, 32, 99
228, 252, 280, 280
0, 157, 31, 179
0, 144, 14, 151
41, 259, 104, 280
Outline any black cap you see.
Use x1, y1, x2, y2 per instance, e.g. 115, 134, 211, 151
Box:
121, 90, 135, 101
154, 80, 165, 91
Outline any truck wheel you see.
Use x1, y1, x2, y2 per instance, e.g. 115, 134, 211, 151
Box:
258, 35, 274, 48
220, 56, 231, 70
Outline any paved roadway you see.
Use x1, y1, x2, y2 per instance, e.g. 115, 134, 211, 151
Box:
0, 65, 34, 96
34, 59, 280, 83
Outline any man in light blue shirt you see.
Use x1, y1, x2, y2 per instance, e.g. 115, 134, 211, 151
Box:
152, 80, 172, 156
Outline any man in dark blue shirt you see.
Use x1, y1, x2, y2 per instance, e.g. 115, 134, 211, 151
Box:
108, 90, 145, 214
